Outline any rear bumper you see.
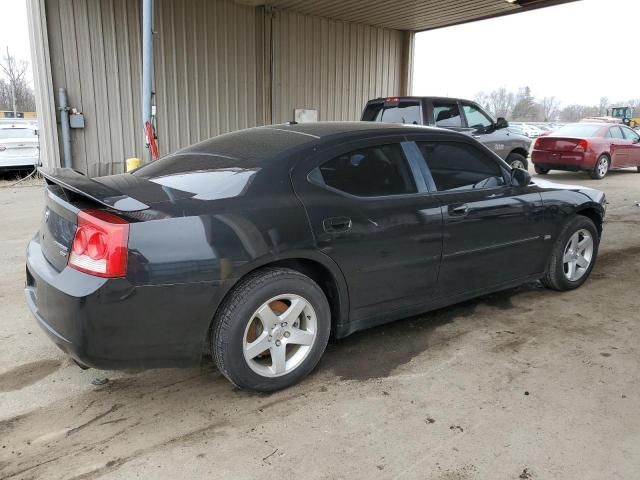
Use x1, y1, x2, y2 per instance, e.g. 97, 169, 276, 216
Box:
25, 234, 222, 369
531, 150, 596, 172
532, 150, 596, 171
0, 155, 39, 168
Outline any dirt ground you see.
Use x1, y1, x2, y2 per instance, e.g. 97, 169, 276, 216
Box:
0, 168, 639, 480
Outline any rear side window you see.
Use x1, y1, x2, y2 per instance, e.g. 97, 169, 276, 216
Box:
433, 102, 462, 128
319, 144, 417, 197
416, 142, 505, 191
362, 101, 421, 125
608, 126, 624, 139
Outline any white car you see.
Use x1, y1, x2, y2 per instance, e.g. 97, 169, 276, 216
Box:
0, 124, 40, 169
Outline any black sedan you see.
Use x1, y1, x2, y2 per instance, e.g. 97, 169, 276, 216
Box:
26, 122, 606, 391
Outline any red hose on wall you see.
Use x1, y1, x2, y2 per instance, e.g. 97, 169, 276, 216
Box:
144, 121, 159, 161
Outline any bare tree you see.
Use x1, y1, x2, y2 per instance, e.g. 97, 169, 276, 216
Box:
540, 96, 560, 122
486, 87, 515, 119
559, 104, 599, 123
0, 47, 35, 113
598, 96, 609, 116
474, 91, 490, 111
511, 86, 538, 121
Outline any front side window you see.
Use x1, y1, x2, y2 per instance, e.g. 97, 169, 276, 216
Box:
416, 141, 505, 191
462, 103, 493, 130
319, 144, 417, 197
433, 102, 462, 128
621, 126, 640, 142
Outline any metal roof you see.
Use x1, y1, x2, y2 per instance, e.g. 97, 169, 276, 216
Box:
238, 0, 578, 31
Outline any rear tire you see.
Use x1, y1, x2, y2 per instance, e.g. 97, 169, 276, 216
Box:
589, 154, 609, 179
541, 216, 599, 291
507, 152, 528, 170
212, 267, 331, 392
534, 165, 550, 175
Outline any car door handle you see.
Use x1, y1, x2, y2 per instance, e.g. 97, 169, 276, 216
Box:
449, 204, 469, 216
323, 216, 352, 233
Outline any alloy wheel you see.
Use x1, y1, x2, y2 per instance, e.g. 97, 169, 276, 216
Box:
597, 157, 608, 178
242, 294, 318, 377
562, 228, 594, 281
511, 159, 526, 169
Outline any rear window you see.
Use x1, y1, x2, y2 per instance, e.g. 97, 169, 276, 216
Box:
131, 127, 313, 200
551, 124, 603, 137
0, 128, 36, 139
433, 102, 462, 128
362, 101, 421, 124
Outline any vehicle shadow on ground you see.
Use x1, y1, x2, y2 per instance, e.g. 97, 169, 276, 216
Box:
533, 168, 638, 182
318, 281, 544, 381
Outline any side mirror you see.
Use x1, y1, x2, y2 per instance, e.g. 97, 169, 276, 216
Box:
511, 167, 531, 187
495, 117, 509, 129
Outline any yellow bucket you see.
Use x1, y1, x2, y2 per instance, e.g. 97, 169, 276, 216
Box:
126, 157, 142, 172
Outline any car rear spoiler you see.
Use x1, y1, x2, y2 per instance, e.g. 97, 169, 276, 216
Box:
38, 168, 149, 212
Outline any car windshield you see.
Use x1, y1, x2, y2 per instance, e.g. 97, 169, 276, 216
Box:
551, 124, 602, 137
0, 128, 35, 139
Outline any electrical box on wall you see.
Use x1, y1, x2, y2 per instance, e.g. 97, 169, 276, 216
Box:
294, 109, 318, 123
69, 111, 85, 129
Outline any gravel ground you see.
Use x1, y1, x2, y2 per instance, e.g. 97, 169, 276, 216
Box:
0, 168, 639, 480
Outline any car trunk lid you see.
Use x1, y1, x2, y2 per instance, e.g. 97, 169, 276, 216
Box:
535, 137, 586, 152
38, 168, 150, 271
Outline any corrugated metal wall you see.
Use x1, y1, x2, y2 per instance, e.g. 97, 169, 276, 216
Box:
153, 0, 263, 155
46, 0, 144, 176
271, 8, 406, 123
43, 0, 409, 174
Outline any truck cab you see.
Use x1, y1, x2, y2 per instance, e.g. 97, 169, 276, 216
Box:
362, 96, 532, 169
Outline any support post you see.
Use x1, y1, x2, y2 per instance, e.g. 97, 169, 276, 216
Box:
142, 0, 154, 162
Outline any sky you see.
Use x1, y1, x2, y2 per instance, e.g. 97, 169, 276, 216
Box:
0, 0, 31, 82
413, 0, 640, 107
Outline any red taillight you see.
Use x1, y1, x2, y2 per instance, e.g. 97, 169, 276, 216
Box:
68, 210, 129, 277
385, 97, 400, 103
574, 139, 589, 152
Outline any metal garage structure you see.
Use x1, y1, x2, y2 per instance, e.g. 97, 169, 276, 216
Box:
26, 0, 574, 175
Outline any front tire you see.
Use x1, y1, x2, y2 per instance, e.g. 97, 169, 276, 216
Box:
542, 216, 599, 291
212, 267, 331, 392
507, 152, 528, 170
534, 165, 550, 175
589, 154, 609, 179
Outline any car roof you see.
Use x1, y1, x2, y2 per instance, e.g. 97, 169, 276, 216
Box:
266, 121, 440, 139
365, 95, 476, 104
174, 122, 457, 167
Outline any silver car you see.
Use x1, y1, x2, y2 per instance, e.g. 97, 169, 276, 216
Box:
362, 96, 532, 169
0, 124, 40, 170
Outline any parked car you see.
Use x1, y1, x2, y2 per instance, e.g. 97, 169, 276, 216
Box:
26, 122, 606, 391
532, 123, 640, 179
0, 124, 40, 170
510, 122, 543, 138
362, 97, 531, 169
